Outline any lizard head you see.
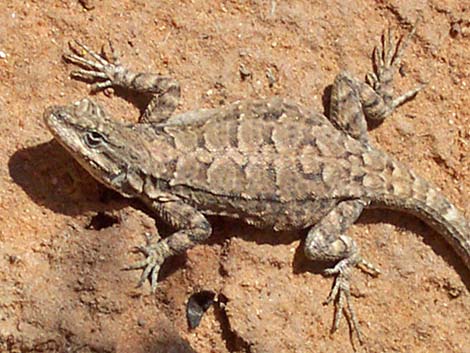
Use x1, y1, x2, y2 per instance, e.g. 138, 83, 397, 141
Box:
44, 98, 149, 196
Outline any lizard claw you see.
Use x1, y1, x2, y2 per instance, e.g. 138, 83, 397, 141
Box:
365, 21, 425, 114
105, 39, 121, 65
369, 25, 415, 83
323, 262, 364, 345
64, 39, 125, 91
322, 255, 379, 346
123, 234, 170, 292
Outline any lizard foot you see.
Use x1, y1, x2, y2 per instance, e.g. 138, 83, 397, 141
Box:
123, 232, 171, 292
64, 40, 124, 91
323, 256, 380, 345
366, 23, 425, 110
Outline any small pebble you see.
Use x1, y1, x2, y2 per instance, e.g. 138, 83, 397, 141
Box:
79, 0, 95, 10
450, 22, 461, 38
239, 64, 252, 80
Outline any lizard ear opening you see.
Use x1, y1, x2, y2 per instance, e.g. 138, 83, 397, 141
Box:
84, 131, 105, 148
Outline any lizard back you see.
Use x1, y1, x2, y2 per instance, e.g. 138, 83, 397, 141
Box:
141, 97, 376, 229
44, 97, 470, 267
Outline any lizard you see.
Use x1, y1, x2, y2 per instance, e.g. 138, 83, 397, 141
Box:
43, 25, 469, 344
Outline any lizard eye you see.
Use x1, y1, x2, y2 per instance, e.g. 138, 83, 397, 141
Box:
84, 131, 105, 148
57, 111, 69, 120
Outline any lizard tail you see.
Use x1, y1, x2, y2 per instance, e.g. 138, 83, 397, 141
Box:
367, 158, 470, 270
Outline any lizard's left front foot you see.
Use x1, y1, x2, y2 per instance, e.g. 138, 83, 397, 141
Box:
64, 40, 123, 91
323, 256, 380, 345
123, 233, 172, 292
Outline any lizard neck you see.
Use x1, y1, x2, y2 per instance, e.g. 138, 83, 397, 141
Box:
366, 158, 470, 270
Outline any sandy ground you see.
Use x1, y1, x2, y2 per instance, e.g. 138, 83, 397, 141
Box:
0, 1, 469, 352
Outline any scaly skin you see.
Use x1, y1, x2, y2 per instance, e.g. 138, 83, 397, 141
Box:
43, 26, 469, 346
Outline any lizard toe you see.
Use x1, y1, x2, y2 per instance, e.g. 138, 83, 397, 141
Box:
324, 266, 364, 345
125, 239, 171, 291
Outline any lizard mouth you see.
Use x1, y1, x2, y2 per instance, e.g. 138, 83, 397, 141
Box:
43, 105, 63, 130
43, 105, 76, 140
44, 106, 81, 153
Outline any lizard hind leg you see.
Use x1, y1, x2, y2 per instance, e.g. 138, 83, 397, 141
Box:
329, 24, 425, 143
304, 199, 379, 344
365, 24, 425, 122
329, 71, 370, 143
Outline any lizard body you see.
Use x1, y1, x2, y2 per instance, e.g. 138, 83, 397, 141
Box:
43, 26, 469, 344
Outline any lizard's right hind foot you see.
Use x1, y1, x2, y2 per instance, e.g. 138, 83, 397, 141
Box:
365, 24, 425, 119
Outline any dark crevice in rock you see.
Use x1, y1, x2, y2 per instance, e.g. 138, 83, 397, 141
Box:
86, 212, 119, 230
213, 294, 252, 353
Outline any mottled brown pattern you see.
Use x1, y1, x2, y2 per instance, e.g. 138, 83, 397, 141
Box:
44, 26, 469, 347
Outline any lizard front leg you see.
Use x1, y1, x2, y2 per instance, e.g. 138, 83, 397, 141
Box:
64, 40, 181, 123
304, 199, 379, 344
125, 194, 212, 292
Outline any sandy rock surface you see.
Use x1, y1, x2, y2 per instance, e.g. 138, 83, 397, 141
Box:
0, 1, 469, 352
